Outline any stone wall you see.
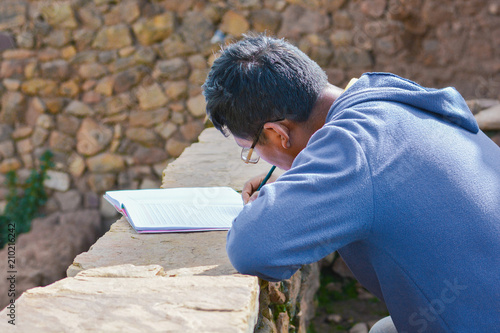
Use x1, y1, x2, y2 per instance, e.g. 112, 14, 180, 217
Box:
0, 1, 499, 325
0, 0, 499, 225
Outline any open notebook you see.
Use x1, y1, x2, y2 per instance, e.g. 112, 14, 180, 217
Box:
104, 187, 244, 233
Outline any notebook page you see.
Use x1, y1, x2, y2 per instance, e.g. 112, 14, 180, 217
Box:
124, 200, 242, 229
104, 187, 244, 231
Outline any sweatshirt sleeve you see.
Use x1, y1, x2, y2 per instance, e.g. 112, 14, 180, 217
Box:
226, 124, 374, 281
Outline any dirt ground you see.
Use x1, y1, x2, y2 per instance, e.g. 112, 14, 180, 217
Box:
308, 266, 390, 333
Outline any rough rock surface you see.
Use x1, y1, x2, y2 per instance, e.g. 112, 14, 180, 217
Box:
0, 210, 101, 309
0, 264, 259, 333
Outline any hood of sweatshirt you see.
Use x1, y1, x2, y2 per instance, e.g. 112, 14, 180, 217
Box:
329, 72, 479, 134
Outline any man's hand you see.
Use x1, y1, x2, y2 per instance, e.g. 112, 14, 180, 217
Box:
242, 172, 278, 204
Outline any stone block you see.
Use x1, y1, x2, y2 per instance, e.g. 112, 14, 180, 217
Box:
78, 63, 108, 79
0, 141, 15, 159
68, 152, 86, 178
37, 48, 61, 62
129, 108, 169, 127
133, 13, 175, 46
330, 30, 353, 47
88, 173, 116, 193
157, 34, 197, 59
35, 114, 54, 130
360, 0, 387, 18
21, 79, 58, 96
59, 80, 80, 97
0, 124, 13, 142
153, 58, 190, 80
104, 93, 134, 115
0, 264, 258, 332
475, 104, 500, 130
0, 59, 25, 78
165, 138, 191, 158
126, 127, 160, 145
16, 31, 34, 49
64, 100, 94, 117
54, 189, 82, 212
250, 9, 282, 32
132, 146, 168, 164
422, 1, 456, 26
350, 323, 369, 333
39, 98, 62, 115
0, 91, 25, 125
278, 5, 330, 39
220, 10, 250, 36
82, 79, 98, 91
137, 83, 169, 110
49, 131, 76, 152
276, 311, 290, 333
187, 94, 207, 117
87, 153, 125, 173
73, 29, 97, 52
134, 47, 157, 65
82, 91, 102, 104
44, 170, 71, 191
0, 157, 21, 173
156, 122, 178, 140
92, 24, 133, 50
104, 0, 141, 25
95, 76, 115, 96
165, 81, 188, 100
41, 60, 70, 80
44, 29, 72, 48
140, 178, 160, 189
57, 114, 81, 135
41, 2, 78, 29
466, 99, 500, 115
78, 6, 104, 29
0, 2, 27, 30
12, 126, 32, 139
31, 127, 49, 147
77, 118, 113, 156
180, 11, 214, 52
180, 120, 205, 141
113, 66, 147, 93
189, 68, 209, 85
16, 138, 33, 154
3, 78, 20, 91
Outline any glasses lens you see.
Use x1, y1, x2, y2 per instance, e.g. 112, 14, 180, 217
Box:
241, 147, 260, 164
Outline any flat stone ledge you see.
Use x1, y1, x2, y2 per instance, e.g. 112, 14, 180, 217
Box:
0, 264, 259, 333
67, 217, 236, 278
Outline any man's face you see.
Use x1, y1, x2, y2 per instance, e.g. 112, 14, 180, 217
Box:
234, 136, 295, 171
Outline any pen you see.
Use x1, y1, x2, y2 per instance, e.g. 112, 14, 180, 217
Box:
257, 165, 276, 191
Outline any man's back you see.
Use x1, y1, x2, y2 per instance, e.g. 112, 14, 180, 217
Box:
329, 73, 500, 331
227, 73, 500, 332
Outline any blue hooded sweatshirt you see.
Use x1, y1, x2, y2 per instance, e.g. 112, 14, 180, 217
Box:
226, 73, 500, 332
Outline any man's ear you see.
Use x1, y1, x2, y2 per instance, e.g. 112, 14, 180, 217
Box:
263, 122, 291, 149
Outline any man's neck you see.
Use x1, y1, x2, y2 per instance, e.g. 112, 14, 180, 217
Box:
307, 84, 342, 134
284, 84, 343, 162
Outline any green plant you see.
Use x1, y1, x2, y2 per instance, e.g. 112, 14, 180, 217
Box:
0, 150, 54, 248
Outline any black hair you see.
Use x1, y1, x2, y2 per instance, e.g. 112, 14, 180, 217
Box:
202, 34, 328, 141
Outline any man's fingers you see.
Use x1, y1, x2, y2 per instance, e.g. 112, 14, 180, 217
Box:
247, 192, 259, 203
242, 174, 266, 204
241, 171, 279, 204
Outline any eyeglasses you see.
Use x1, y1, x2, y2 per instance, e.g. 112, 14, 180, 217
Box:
241, 118, 284, 164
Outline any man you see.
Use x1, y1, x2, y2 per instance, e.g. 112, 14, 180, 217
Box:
202, 35, 500, 332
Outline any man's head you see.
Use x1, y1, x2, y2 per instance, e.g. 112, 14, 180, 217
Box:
203, 34, 328, 142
